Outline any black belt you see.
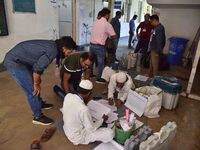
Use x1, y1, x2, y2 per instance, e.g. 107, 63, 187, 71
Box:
90, 43, 104, 47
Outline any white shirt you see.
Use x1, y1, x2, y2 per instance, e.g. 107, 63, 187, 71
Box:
62, 93, 104, 145
108, 73, 133, 102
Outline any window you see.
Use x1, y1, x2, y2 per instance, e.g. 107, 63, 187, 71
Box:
0, 0, 8, 36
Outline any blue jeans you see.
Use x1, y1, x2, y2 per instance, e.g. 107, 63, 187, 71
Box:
4, 58, 42, 118
90, 45, 105, 79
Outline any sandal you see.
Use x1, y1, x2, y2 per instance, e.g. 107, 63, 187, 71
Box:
30, 140, 40, 150
40, 127, 56, 143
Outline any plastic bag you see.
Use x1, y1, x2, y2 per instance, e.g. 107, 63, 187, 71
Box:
136, 86, 162, 118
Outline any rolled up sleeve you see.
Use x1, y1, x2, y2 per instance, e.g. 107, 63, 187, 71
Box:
33, 53, 51, 75
106, 23, 116, 36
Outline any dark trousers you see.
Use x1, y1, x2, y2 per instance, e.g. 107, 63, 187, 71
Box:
128, 32, 134, 47
135, 40, 149, 53
53, 80, 80, 100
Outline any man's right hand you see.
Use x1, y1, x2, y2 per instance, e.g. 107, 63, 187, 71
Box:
108, 98, 114, 105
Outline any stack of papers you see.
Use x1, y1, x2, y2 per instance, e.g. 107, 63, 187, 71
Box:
87, 100, 111, 120
88, 100, 119, 125
125, 90, 147, 117
106, 112, 118, 124
134, 75, 148, 82
97, 99, 117, 112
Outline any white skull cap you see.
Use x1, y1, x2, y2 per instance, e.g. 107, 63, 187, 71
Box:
79, 80, 93, 90
116, 72, 127, 83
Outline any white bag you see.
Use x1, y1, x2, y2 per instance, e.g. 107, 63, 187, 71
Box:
127, 51, 137, 69
135, 86, 162, 118
120, 51, 137, 69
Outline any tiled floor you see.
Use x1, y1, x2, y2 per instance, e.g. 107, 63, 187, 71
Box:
0, 37, 200, 150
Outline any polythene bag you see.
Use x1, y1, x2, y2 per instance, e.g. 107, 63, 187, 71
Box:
144, 94, 162, 118
136, 86, 162, 118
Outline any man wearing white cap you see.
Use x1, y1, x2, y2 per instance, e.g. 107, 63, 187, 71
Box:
108, 72, 134, 108
62, 80, 114, 145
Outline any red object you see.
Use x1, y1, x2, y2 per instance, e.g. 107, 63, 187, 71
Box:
125, 109, 129, 122
137, 22, 153, 41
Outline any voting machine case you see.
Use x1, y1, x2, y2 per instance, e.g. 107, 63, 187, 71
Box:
152, 76, 182, 110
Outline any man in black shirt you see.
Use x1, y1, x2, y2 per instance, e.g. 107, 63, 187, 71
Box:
149, 14, 166, 77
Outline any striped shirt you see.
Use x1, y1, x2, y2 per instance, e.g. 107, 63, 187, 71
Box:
60, 53, 83, 83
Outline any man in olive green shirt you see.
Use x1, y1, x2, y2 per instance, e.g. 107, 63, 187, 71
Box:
54, 52, 94, 99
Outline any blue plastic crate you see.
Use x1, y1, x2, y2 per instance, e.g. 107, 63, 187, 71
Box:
168, 37, 188, 65
152, 76, 182, 94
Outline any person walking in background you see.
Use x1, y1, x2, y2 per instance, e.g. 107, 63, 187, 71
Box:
149, 14, 166, 77
135, 14, 152, 53
110, 11, 122, 48
90, 8, 116, 84
128, 15, 138, 49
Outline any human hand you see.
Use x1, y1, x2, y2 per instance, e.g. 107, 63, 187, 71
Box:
102, 114, 108, 122
33, 83, 41, 96
115, 99, 123, 108
108, 98, 114, 105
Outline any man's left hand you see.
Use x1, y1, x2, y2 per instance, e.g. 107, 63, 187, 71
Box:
115, 99, 123, 108
33, 83, 41, 96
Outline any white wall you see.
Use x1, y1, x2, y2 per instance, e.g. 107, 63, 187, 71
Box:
58, 0, 72, 37
155, 8, 200, 53
0, 0, 59, 63
75, 0, 104, 45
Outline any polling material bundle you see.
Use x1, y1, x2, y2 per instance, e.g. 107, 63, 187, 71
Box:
124, 125, 153, 150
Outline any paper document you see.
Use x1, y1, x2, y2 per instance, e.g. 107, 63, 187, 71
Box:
97, 99, 117, 112
135, 120, 144, 130
119, 119, 132, 131
125, 90, 147, 117
93, 140, 124, 150
87, 100, 111, 120
107, 123, 115, 129
134, 75, 148, 82
106, 112, 118, 124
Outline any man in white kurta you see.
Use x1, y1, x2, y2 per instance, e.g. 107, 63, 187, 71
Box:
108, 72, 134, 107
101, 66, 117, 82
62, 80, 114, 145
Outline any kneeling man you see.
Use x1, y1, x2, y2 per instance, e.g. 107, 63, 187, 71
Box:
108, 72, 134, 108
62, 80, 114, 145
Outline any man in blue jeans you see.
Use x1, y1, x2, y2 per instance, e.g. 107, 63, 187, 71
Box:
3, 36, 76, 125
128, 15, 138, 49
90, 8, 116, 83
